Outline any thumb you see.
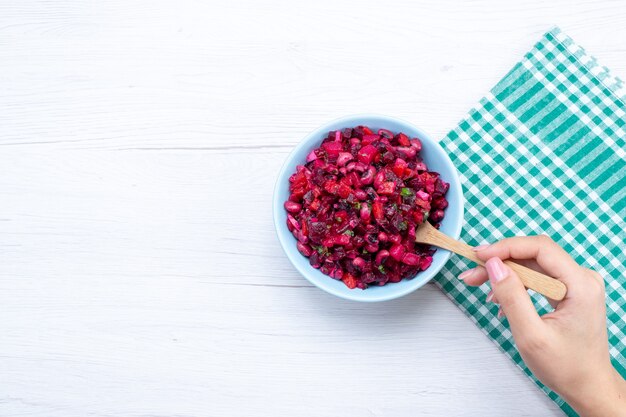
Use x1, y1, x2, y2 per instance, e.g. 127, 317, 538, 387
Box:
485, 257, 543, 334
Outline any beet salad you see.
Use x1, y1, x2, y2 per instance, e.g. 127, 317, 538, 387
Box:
284, 126, 449, 289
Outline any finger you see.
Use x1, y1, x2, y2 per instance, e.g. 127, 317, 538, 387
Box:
460, 259, 543, 287
474, 235, 580, 282
459, 266, 488, 286
490, 259, 557, 308
461, 259, 561, 309
510, 258, 544, 274
486, 289, 499, 304
466, 266, 559, 308
485, 257, 544, 335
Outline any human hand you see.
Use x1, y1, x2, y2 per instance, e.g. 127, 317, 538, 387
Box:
459, 235, 626, 417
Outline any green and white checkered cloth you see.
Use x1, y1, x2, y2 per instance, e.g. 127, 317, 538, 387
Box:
434, 27, 626, 416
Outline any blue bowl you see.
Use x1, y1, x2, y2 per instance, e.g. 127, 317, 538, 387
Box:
273, 114, 464, 302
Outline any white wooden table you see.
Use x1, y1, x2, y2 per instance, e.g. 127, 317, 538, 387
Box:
1, 1, 624, 416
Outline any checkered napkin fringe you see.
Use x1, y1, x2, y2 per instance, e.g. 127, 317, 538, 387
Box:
433, 27, 626, 416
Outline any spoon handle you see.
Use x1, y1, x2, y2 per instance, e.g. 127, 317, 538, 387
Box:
417, 224, 567, 301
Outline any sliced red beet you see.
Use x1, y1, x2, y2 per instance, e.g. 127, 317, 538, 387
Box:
342, 272, 358, 289
322, 140, 342, 152
389, 244, 405, 261
401, 253, 420, 266
357, 144, 379, 164
377, 181, 396, 195
372, 200, 384, 221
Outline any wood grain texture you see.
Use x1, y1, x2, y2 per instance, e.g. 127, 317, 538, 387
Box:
1, 1, 625, 416
415, 222, 567, 300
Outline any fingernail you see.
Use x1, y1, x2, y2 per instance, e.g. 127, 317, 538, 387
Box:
486, 257, 508, 283
472, 244, 490, 252
497, 308, 505, 319
486, 291, 494, 303
458, 269, 475, 280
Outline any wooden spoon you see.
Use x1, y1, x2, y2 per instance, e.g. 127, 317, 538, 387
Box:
415, 221, 567, 301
